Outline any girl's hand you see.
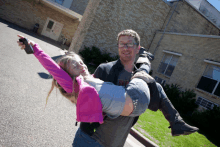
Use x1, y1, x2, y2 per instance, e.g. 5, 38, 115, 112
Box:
17, 34, 36, 50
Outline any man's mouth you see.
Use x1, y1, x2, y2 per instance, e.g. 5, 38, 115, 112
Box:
123, 52, 130, 56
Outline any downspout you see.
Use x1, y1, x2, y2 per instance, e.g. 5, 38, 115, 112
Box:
147, 2, 173, 51
153, 0, 180, 55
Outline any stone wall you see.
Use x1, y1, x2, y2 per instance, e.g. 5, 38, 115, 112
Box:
0, 0, 79, 46
69, 0, 219, 56
69, 0, 170, 55
149, 32, 220, 105
161, 1, 219, 35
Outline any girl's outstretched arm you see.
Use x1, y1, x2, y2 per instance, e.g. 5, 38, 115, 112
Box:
17, 35, 73, 93
33, 44, 73, 93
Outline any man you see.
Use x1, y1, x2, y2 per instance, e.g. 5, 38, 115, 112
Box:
75, 29, 198, 147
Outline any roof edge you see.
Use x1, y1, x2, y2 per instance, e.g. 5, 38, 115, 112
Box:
40, 0, 82, 21
183, 0, 220, 30
157, 31, 220, 39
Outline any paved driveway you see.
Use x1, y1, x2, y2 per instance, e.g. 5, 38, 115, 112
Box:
0, 18, 79, 147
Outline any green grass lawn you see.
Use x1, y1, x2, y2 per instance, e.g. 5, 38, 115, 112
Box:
134, 109, 216, 147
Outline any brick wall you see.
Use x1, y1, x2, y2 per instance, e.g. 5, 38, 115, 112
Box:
69, 0, 219, 56
163, 1, 219, 35
69, 0, 170, 55
0, 0, 79, 46
149, 32, 220, 105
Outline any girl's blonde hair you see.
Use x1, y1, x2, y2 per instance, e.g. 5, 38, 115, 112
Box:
46, 52, 82, 106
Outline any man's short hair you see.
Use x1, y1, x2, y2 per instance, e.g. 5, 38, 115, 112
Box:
117, 29, 140, 46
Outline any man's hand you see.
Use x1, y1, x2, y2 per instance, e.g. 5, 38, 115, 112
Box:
131, 71, 155, 83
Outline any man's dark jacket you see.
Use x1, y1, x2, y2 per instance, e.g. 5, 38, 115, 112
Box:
80, 59, 160, 135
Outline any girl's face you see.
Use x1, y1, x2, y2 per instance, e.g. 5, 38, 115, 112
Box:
68, 56, 89, 77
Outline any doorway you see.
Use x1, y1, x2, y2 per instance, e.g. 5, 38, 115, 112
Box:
41, 17, 64, 41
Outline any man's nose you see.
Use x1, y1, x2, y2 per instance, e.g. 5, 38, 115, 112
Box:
122, 45, 129, 49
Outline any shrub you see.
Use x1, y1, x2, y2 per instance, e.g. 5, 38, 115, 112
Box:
164, 83, 220, 145
163, 84, 198, 116
192, 106, 220, 134
164, 84, 181, 100
79, 46, 118, 69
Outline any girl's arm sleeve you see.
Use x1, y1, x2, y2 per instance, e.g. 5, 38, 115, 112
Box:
33, 44, 73, 93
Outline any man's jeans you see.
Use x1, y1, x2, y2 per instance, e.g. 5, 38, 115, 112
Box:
72, 128, 103, 147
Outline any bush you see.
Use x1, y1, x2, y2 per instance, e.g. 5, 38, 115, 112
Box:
163, 84, 198, 116
164, 83, 220, 145
79, 46, 118, 69
192, 106, 220, 134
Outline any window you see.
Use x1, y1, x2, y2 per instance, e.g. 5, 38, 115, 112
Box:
201, 7, 210, 17
55, 0, 64, 5
155, 76, 166, 86
158, 54, 179, 77
196, 97, 218, 110
197, 65, 220, 97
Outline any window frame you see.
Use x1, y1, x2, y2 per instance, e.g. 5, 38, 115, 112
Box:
55, 0, 64, 5
195, 97, 218, 110
196, 64, 220, 97
157, 51, 181, 77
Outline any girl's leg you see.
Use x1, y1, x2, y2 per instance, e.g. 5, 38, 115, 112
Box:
120, 93, 134, 116
157, 83, 199, 136
125, 78, 151, 117
132, 71, 199, 136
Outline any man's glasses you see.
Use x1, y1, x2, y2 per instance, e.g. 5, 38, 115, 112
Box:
118, 43, 138, 48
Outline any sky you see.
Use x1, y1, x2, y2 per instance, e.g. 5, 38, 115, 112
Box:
167, 0, 220, 12
207, 0, 220, 12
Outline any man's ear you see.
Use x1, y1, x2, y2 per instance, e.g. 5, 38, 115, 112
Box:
136, 45, 141, 54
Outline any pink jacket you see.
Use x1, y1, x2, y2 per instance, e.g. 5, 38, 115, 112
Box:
33, 44, 103, 124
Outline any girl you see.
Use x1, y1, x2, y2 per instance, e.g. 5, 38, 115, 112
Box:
17, 35, 152, 124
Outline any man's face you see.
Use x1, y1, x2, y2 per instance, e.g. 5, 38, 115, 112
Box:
118, 35, 139, 63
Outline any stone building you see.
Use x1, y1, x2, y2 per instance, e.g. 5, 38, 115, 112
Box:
0, 0, 83, 46
149, 32, 220, 110
69, 0, 220, 110
47, 0, 89, 15
148, 1, 220, 110
187, 0, 220, 29
1, 0, 219, 110
70, 0, 89, 15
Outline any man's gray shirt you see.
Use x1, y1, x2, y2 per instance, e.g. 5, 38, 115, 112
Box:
91, 69, 134, 147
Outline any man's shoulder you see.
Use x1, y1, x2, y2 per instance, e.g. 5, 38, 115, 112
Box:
99, 60, 117, 67
97, 60, 118, 70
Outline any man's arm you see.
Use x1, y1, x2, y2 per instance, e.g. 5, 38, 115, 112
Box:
135, 47, 161, 112
135, 47, 153, 74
